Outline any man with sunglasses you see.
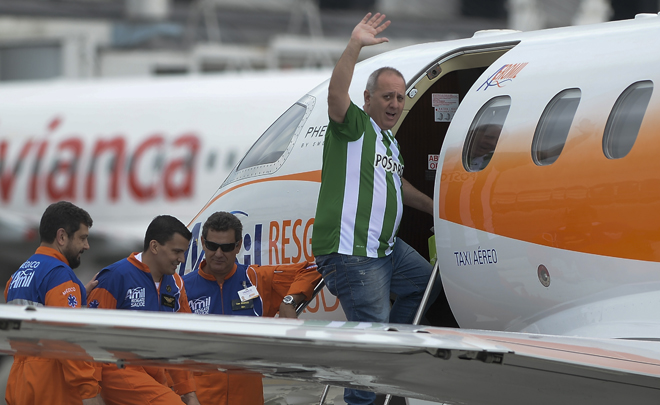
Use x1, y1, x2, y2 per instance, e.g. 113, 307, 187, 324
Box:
182, 211, 321, 405
87, 215, 200, 405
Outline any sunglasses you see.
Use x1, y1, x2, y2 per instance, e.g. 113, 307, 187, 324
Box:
203, 239, 239, 253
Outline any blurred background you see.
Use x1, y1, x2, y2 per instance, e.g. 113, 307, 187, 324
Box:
0, 0, 655, 82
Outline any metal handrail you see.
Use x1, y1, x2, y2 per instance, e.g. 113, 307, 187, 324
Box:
318, 260, 441, 405
296, 278, 325, 317
383, 260, 440, 405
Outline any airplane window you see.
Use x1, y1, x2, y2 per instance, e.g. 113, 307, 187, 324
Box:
463, 96, 510, 172
206, 151, 216, 170
236, 103, 306, 171
532, 88, 581, 166
603, 81, 653, 159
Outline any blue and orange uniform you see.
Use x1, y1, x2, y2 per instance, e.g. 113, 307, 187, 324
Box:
183, 260, 321, 405
87, 252, 195, 405
4, 246, 102, 405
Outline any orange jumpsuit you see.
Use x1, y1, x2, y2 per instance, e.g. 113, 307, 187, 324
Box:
87, 253, 196, 405
183, 261, 321, 405
4, 247, 102, 405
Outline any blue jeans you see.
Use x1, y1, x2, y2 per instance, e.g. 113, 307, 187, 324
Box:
316, 239, 436, 405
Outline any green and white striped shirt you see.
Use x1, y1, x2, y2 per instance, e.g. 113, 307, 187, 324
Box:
312, 102, 404, 258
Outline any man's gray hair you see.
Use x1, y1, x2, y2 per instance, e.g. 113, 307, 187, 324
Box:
365, 67, 405, 94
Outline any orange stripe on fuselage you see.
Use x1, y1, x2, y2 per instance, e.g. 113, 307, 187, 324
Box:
439, 112, 660, 263
189, 170, 322, 225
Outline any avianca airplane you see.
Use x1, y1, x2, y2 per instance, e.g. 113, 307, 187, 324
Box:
0, 70, 331, 245
3, 14, 660, 405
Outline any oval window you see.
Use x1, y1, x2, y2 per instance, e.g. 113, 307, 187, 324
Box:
532, 88, 581, 166
463, 96, 510, 172
603, 81, 653, 159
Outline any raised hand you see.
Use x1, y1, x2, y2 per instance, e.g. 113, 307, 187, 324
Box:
351, 12, 391, 47
328, 12, 393, 124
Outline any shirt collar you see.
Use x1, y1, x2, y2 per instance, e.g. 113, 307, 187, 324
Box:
35, 246, 69, 266
198, 259, 237, 283
128, 252, 151, 274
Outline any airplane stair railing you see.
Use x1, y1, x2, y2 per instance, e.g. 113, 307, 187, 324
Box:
295, 277, 326, 317
317, 258, 442, 405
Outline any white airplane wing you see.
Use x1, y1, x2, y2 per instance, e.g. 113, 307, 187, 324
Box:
1, 305, 660, 404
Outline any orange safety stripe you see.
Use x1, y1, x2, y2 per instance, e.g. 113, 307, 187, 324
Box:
176, 274, 192, 314
87, 287, 118, 309
44, 280, 84, 308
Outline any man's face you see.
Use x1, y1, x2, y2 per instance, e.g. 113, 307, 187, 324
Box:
62, 224, 90, 270
202, 229, 241, 278
364, 71, 406, 131
153, 233, 189, 276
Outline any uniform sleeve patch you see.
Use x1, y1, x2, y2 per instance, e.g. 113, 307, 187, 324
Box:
67, 294, 78, 308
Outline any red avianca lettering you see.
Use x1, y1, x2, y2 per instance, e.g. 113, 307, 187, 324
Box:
0, 119, 200, 204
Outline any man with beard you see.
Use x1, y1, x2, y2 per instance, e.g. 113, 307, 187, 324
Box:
4, 201, 104, 405
87, 215, 200, 405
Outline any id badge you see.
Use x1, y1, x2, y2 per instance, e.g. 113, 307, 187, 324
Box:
238, 285, 259, 302
232, 299, 254, 311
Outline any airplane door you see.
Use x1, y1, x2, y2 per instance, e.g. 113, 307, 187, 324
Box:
394, 45, 516, 327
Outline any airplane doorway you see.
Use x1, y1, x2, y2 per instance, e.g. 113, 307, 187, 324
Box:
394, 46, 514, 327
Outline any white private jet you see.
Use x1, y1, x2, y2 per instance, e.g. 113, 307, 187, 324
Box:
4, 14, 660, 404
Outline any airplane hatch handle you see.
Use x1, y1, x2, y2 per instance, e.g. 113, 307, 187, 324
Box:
426, 63, 442, 80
